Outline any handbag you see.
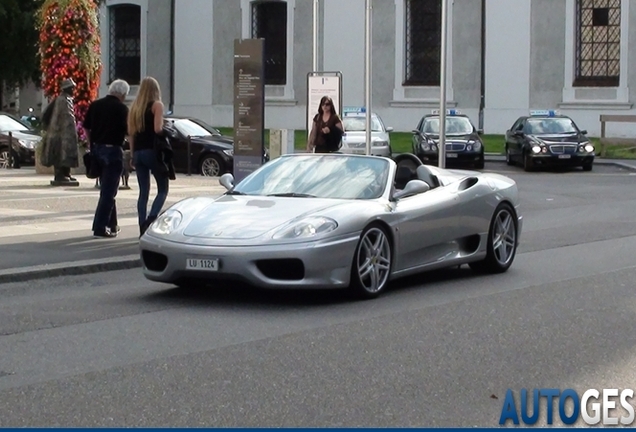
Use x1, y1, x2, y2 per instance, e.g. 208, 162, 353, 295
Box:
83, 150, 101, 179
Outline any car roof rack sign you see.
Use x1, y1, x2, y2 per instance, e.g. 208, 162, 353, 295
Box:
343, 106, 367, 116
530, 109, 560, 117
431, 109, 461, 115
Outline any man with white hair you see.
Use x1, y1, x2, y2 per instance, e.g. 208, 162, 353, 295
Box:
83, 79, 130, 238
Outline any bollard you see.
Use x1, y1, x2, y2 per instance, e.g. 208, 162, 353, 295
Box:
187, 135, 192, 176
7, 132, 13, 169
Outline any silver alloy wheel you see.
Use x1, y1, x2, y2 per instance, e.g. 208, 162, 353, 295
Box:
492, 208, 516, 266
0, 150, 9, 169
201, 156, 220, 176
356, 227, 391, 293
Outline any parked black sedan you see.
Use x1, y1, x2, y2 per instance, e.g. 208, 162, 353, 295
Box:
162, 116, 235, 176
412, 110, 485, 169
505, 111, 595, 171
0, 111, 41, 168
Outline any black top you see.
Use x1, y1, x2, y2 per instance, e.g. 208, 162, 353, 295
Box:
83, 95, 128, 146
313, 113, 343, 151
133, 101, 158, 152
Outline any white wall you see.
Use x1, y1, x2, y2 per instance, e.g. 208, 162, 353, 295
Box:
173, 0, 214, 119
483, 0, 531, 133
323, 0, 365, 108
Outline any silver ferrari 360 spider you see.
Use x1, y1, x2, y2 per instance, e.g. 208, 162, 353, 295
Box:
139, 153, 522, 298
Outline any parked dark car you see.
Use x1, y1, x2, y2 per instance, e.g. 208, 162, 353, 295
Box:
412, 110, 485, 169
504, 110, 594, 171
163, 115, 269, 177
0, 111, 41, 168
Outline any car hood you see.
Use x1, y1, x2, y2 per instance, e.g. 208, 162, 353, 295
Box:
529, 133, 582, 144
191, 135, 233, 150
2, 130, 41, 142
180, 195, 355, 240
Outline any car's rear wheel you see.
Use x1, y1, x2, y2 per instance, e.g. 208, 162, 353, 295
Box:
469, 203, 518, 274
350, 223, 392, 299
199, 154, 224, 177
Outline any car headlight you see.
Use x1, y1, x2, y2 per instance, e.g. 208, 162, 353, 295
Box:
223, 149, 233, 156
421, 143, 431, 151
579, 142, 594, 153
17, 139, 36, 149
373, 141, 389, 147
272, 216, 338, 240
531, 145, 542, 154
431, 144, 438, 151
471, 140, 482, 151
149, 209, 183, 235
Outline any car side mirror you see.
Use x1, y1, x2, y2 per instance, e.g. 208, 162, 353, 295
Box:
514, 130, 524, 137
580, 129, 588, 135
219, 173, 234, 191
392, 179, 430, 200
163, 126, 178, 139
386, 126, 394, 133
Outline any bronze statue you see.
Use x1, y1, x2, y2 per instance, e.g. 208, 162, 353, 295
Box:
40, 78, 80, 186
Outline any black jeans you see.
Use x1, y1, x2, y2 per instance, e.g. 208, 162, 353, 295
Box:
92, 145, 123, 234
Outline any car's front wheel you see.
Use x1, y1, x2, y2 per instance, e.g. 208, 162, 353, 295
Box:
350, 223, 392, 299
582, 162, 593, 172
199, 154, 224, 177
469, 203, 518, 274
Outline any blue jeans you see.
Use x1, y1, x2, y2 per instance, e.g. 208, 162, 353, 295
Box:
92, 145, 123, 234
134, 149, 169, 227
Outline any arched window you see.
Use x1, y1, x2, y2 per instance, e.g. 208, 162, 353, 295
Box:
574, 0, 620, 87
251, 0, 287, 85
109, 4, 141, 85
404, 0, 441, 86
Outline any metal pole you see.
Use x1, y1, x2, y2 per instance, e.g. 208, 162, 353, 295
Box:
438, 0, 448, 168
313, 0, 319, 71
187, 135, 192, 176
7, 132, 13, 169
365, 0, 372, 156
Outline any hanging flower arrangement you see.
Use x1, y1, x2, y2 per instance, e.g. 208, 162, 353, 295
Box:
37, 0, 102, 147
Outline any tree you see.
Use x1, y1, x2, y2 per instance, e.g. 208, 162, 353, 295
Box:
0, 0, 44, 110
37, 0, 101, 145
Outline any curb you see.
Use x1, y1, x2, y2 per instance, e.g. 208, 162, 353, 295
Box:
0, 254, 141, 285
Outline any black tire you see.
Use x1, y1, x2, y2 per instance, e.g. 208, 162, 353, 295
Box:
349, 223, 393, 299
505, 147, 514, 166
199, 153, 224, 177
582, 163, 593, 172
475, 156, 485, 170
0, 147, 18, 169
469, 203, 518, 274
523, 151, 533, 172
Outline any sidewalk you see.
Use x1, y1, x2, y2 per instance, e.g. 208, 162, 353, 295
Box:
0, 168, 226, 283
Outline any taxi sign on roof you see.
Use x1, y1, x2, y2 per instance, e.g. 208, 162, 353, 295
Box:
431, 109, 461, 115
530, 109, 560, 117
343, 106, 366, 116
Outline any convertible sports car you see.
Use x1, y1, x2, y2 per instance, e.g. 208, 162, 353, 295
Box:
139, 153, 522, 299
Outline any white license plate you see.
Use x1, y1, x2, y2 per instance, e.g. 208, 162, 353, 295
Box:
186, 258, 219, 271
558, 154, 571, 159
447, 153, 458, 158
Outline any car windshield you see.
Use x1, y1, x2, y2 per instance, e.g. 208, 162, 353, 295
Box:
422, 117, 473, 135
172, 119, 218, 137
233, 155, 389, 200
525, 118, 578, 134
0, 114, 30, 133
343, 116, 383, 132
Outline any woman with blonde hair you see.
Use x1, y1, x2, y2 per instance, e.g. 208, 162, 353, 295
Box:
128, 76, 169, 236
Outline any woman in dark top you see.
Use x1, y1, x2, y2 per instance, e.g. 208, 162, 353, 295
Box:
307, 96, 344, 153
127, 76, 169, 236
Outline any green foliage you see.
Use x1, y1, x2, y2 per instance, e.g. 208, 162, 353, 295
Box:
0, 0, 44, 88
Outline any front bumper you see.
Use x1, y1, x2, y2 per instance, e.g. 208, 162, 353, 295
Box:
418, 151, 483, 166
16, 146, 35, 164
139, 232, 361, 289
528, 153, 594, 166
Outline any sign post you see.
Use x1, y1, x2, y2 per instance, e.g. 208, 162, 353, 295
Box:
438, 0, 449, 168
233, 38, 265, 183
364, 0, 372, 156
306, 72, 342, 141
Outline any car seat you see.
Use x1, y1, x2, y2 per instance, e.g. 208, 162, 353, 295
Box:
416, 165, 440, 189
394, 165, 417, 190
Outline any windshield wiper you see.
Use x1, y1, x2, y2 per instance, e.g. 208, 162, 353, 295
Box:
267, 193, 316, 198
226, 190, 246, 195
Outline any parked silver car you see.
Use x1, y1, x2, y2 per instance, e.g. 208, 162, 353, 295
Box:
339, 109, 393, 157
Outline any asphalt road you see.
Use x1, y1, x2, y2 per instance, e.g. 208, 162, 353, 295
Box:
0, 165, 635, 427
